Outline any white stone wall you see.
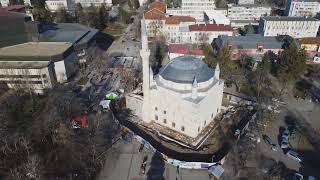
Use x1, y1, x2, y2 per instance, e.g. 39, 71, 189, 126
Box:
149, 78, 224, 138
286, 0, 320, 17
227, 4, 271, 21
126, 94, 143, 118
260, 19, 320, 38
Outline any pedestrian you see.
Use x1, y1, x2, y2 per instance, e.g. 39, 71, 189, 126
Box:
177, 165, 179, 174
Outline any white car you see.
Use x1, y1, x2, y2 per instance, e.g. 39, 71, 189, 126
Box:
286, 150, 303, 162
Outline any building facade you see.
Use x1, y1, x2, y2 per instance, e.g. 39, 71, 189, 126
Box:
74, 0, 112, 7
167, 0, 216, 21
237, 0, 254, 5
46, 0, 73, 11
212, 35, 286, 61
144, 1, 166, 38
136, 19, 224, 138
299, 37, 320, 63
168, 44, 204, 60
286, 0, 320, 17
227, 4, 271, 27
259, 16, 320, 38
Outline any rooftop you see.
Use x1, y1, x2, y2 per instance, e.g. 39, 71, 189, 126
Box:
165, 16, 196, 24
169, 44, 203, 56
261, 16, 319, 21
144, 8, 166, 20
0, 42, 73, 61
0, 61, 50, 69
148, 0, 166, 13
189, 24, 233, 32
216, 35, 285, 49
299, 37, 320, 44
228, 3, 271, 8
159, 56, 214, 84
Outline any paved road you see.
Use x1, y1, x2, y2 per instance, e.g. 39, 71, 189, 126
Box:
97, 139, 210, 180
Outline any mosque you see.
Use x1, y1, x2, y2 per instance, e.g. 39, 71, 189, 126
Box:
126, 19, 224, 139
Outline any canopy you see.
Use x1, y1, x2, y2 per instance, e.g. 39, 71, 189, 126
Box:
106, 92, 118, 100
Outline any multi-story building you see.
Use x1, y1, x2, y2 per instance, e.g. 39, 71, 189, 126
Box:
46, 0, 74, 12
0, 0, 9, 6
0, 9, 98, 93
227, 4, 271, 27
167, 0, 216, 21
286, 0, 320, 17
212, 35, 287, 61
299, 37, 320, 63
144, 1, 166, 38
259, 16, 320, 38
237, 0, 254, 5
74, 0, 112, 7
165, 23, 233, 44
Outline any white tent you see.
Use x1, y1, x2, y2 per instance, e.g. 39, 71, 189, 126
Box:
99, 100, 111, 109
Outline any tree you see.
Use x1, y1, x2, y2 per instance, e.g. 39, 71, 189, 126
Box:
278, 44, 307, 83
251, 53, 272, 97
55, 7, 69, 23
32, 7, 53, 23
87, 4, 99, 28
202, 43, 215, 68
96, 4, 108, 30
75, 3, 86, 24
133, 0, 140, 9
244, 24, 255, 35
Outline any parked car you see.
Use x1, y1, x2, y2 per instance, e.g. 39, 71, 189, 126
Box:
286, 150, 303, 162
282, 128, 290, 140
263, 135, 277, 151
281, 139, 289, 149
293, 172, 303, 180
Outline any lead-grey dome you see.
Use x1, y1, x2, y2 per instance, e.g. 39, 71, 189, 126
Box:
158, 56, 214, 84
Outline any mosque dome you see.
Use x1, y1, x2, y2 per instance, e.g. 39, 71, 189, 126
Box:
158, 56, 215, 84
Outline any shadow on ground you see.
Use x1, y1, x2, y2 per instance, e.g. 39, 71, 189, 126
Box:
147, 151, 165, 180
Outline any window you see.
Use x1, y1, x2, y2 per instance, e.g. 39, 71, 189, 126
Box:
181, 126, 185, 132
172, 122, 175, 128
198, 127, 200, 132
204, 121, 206, 126
211, 114, 213, 118
163, 119, 167, 124
164, 110, 166, 114
155, 107, 158, 111
217, 108, 219, 113
155, 115, 158, 120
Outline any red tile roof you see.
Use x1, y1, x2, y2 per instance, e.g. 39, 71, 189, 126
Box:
148, 1, 166, 13
169, 44, 204, 56
189, 24, 233, 32
144, 8, 166, 20
5, 5, 25, 11
0, 8, 25, 17
299, 37, 320, 45
165, 16, 196, 25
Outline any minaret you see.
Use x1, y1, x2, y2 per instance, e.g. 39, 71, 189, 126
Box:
215, 63, 220, 80
140, 17, 151, 123
191, 77, 198, 99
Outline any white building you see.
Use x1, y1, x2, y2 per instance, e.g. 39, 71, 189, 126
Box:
74, 0, 112, 7
46, 0, 73, 11
259, 16, 320, 38
144, 1, 167, 38
286, 0, 320, 17
167, 0, 216, 21
165, 23, 234, 44
237, 0, 254, 5
0, 42, 76, 93
136, 19, 224, 138
0, 0, 9, 6
227, 4, 271, 27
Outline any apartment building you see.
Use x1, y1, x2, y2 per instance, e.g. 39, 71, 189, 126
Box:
299, 37, 320, 63
167, 0, 216, 21
227, 4, 271, 27
286, 0, 320, 17
259, 16, 320, 38
46, 0, 74, 11
74, 0, 112, 7
237, 0, 254, 5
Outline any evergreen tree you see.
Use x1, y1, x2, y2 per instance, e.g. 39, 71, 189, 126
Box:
97, 4, 108, 30
87, 4, 98, 28
55, 7, 69, 23
75, 3, 86, 24
278, 44, 307, 82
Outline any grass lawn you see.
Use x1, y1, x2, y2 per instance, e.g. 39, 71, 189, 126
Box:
103, 22, 127, 39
